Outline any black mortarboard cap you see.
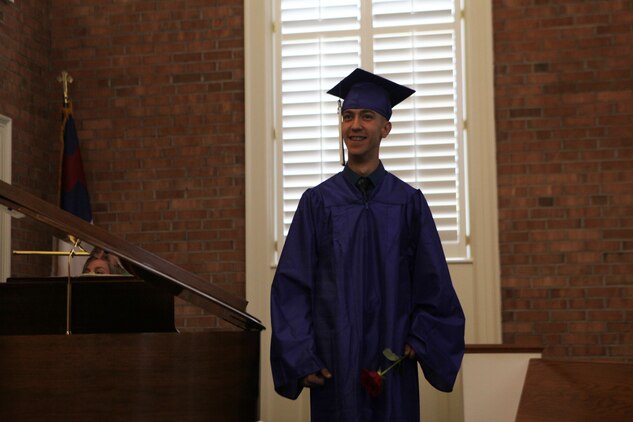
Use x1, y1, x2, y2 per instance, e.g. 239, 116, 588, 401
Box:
327, 68, 415, 120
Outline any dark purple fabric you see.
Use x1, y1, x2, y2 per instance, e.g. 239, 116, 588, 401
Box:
271, 170, 465, 422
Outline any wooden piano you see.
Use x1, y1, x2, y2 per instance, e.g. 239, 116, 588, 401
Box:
0, 180, 264, 421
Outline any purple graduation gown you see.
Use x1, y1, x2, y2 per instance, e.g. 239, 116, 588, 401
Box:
270, 167, 465, 422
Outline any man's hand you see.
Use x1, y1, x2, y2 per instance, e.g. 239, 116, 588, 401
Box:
404, 344, 416, 359
302, 368, 332, 388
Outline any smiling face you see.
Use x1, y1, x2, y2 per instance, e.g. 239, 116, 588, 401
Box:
341, 108, 391, 171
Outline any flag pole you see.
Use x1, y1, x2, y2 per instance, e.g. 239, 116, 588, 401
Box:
65, 237, 84, 335
54, 70, 94, 279
57, 71, 72, 201
57, 71, 75, 335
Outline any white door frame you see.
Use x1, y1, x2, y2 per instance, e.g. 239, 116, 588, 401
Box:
0, 114, 12, 281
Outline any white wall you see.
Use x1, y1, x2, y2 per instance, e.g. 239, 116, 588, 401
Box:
461, 350, 543, 422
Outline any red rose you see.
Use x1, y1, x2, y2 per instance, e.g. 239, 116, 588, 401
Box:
360, 348, 406, 397
360, 368, 384, 397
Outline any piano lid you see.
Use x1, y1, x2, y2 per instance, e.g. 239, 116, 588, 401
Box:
0, 180, 264, 332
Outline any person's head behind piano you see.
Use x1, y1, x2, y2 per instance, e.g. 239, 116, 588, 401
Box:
82, 247, 129, 275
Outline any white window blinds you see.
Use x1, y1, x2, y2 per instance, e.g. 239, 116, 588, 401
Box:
276, 0, 468, 259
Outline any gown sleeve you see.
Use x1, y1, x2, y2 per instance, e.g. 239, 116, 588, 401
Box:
270, 190, 325, 399
407, 190, 466, 392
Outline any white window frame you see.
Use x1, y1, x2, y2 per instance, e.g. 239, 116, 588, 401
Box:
245, 1, 501, 420
274, 0, 469, 260
246, 0, 502, 340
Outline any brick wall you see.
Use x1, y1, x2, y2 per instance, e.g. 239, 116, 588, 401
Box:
50, 0, 245, 330
494, 1, 633, 359
1, 0, 244, 329
0, 0, 58, 276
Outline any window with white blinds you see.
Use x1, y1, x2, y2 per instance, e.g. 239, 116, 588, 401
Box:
276, 0, 468, 259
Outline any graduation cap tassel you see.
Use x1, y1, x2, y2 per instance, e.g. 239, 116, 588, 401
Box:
338, 99, 346, 166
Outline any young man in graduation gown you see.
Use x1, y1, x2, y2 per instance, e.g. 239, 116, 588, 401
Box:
270, 68, 465, 422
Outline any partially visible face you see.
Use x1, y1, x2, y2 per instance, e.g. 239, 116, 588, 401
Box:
341, 108, 391, 163
83, 258, 111, 275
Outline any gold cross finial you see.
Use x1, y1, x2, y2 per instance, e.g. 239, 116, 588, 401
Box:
57, 71, 74, 106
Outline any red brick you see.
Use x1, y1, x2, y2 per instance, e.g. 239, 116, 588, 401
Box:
551, 311, 586, 322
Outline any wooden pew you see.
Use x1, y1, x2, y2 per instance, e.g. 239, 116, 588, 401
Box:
515, 359, 633, 421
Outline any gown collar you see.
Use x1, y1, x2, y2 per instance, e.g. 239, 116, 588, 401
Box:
342, 161, 386, 190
